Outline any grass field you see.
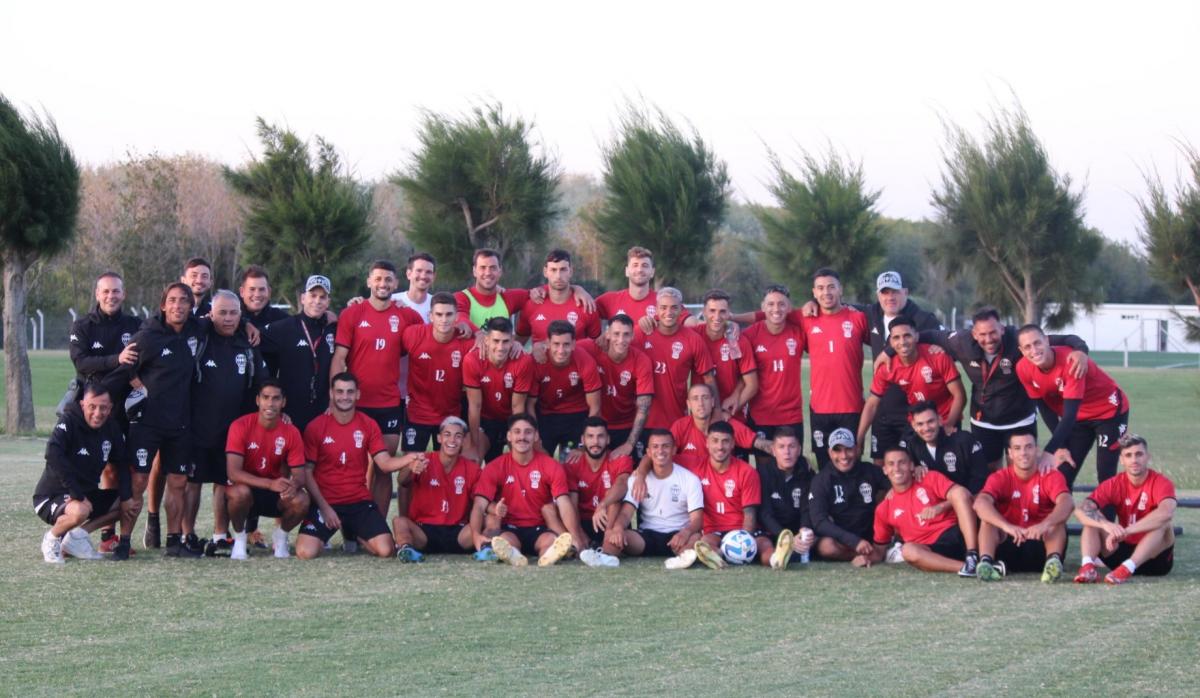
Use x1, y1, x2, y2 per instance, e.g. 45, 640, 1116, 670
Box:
2, 351, 1198, 695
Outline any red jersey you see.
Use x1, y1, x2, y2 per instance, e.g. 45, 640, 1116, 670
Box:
742, 322, 806, 425
1087, 469, 1176, 545
474, 452, 570, 527
642, 327, 715, 429
669, 415, 758, 472
334, 301, 423, 408
802, 307, 869, 413
303, 412, 387, 506
454, 287, 531, 324
578, 339, 654, 430
595, 289, 689, 341
515, 289, 601, 343
1017, 346, 1128, 421
565, 453, 634, 517
462, 352, 534, 422
872, 470, 959, 546
871, 345, 961, 422
692, 326, 756, 405
980, 466, 1071, 527
400, 324, 474, 425
408, 452, 482, 527
532, 349, 602, 415
225, 413, 305, 480
694, 457, 762, 534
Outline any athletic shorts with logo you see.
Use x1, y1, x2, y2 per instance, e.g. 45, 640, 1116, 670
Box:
33, 489, 119, 525
300, 500, 390, 543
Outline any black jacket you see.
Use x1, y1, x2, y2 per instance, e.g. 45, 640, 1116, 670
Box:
860, 299, 944, 425
34, 400, 132, 502
756, 458, 814, 537
808, 461, 889, 548
109, 314, 209, 431
259, 313, 338, 432
243, 303, 290, 329
190, 328, 265, 448
68, 305, 142, 392
899, 428, 989, 494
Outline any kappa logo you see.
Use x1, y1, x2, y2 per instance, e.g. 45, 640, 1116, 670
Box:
534, 314, 546, 322
505, 475, 516, 484
57, 423, 67, 431
644, 341, 653, 350
430, 478, 440, 487
1012, 490, 1021, 499
542, 376, 551, 383
893, 507, 905, 519
91, 341, 104, 349
358, 320, 371, 328
205, 359, 218, 368
969, 361, 980, 368
1108, 390, 1119, 406
771, 492, 782, 500
872, 327, 880, 334
418, 353, 432, 360
322, 436, 335, 445
77, 447, 91, 456
70, 334, 79, 342
898, 379, 910, 386
480, 376, 492, 383
297, 339, 309, 347
700, 478, 711, 486
577, 480, 589, 489
810, 326, 823, 334
684, 443, 697, 451
248, 441, 260, 450
161, 348, 173, 357
756, 345, 768, 353
971, 440, 982, 453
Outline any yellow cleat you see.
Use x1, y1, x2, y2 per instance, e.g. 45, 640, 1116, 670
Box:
491, 536, 528, 567
694, 540, 726, 569
538, 532, 574, 567
770, 530, 794, 570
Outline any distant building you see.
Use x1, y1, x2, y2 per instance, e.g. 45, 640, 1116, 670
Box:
1051, 304, 1200, 353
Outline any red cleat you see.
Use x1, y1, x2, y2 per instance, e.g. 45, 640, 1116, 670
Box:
1105, 564, 1133, 585
1073, 562, 1097, 583
99, 536, 119, 554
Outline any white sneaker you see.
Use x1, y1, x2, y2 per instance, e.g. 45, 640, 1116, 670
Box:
230, 532, 248, 560
61, 528, 102, 560
42, 531, 64, 564
579, 549, 601, 567
594, 551, 620, 568
272, 528, 290, 559
885, 542, 904, 564
665, 549, 697, 570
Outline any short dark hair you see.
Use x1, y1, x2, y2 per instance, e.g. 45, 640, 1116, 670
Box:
238, 265, 270, 288
703, 289, 731, 305
764, 284, 791, 299
907, 400, 939, 419
882, 446, 911, 462
887, 316, 916, 334
407, 252, 436, 270
608, 313, 634, 330
544, 248, 571, 265
772, 426, 800, 442
1017, 324, 1046, 340
483, 316, 513, 334
971, 306, 1002, 324
184, 257, 211, 273
430, 292, 457, 309
1006, 429, 1037, 448
473, 248, 501, 266
507, 412, 538, 432
330, 371, 358, 388
707, 420, 735, 437
813, 267, 841, 282
1118, 433, 1149, 453
583, 416, 609, 432
80, 381, 111, 401
645, 428, 674, 444
160, 282, 195, 309
258, 378, 286, 398
369, 260, 397, 275
547, 320, 575, 340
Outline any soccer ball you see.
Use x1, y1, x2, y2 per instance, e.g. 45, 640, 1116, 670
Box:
719, 530, 757, 565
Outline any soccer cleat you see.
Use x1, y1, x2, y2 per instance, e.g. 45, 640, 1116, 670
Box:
272, 528, 290, 559
143, 516, 161, 549
1041, 557, 1063, 584
884, 542, 905, 564
770, 530, 795, 570
41, 531, 65, 564
473, 546, 498, 562
184, 534, 207, 557
205, 537, 233, 557
958, 553, 979, 578
977, 559, 1006, 582
62, 528, 103, 560
230, 536, 248, 561
538, 533, 574, 567
112, 540, 131, 561
1105, 565, 1133, 585
694, 540, 726, 569
490, 536, 527, 567
396, 545, 425, 563
665, 549, 697, 570
578, 549, 601, 567
342, 540, 359, 554
248, 530, 268, 549
165, 540, 203, 559
593, 551, 619, 568
1073, 562, 1098, 584
99, 534, 120, 554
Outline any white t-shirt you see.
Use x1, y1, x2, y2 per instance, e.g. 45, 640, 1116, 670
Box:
391, 290, 431, 322
625, 463, 704, 533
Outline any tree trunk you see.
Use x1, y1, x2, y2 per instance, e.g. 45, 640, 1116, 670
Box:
2, 251, 36, 434
1186, 276, 1200, 314
1023, 272, 1037, 325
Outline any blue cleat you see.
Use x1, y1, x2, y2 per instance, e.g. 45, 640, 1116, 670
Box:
473, 546, 498, 562
396, 544, 425, 563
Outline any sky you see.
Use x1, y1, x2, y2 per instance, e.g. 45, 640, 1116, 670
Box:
2, 1, 1197, 245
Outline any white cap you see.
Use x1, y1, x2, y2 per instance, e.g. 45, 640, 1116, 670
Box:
828, 428, 856, 449
876, 271, 903, 291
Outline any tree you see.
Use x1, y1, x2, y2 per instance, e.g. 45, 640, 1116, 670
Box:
224, 118, 372, 304
590, 105, 729, 288
1138, 142, 1200, 340
393, 104, 562, 286
752, 147, 883, 301
0, 94, 80, 433
931, 102, 1102, 326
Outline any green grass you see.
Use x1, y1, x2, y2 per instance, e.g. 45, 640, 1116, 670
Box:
0, 351, 77, 434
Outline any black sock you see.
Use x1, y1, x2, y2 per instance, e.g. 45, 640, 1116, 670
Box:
166, 533, 181, 546
980, 554, 995, 565
967, 549, 978, 559
100, 527, 115, 541
1048, 552, 1062, 563
119, 535, 131, 543
148, 512, 160, 522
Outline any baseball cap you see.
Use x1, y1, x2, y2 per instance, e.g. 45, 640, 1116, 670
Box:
828, 428, 856, 449
305, 275, 331, 294
876, 271, 903, 292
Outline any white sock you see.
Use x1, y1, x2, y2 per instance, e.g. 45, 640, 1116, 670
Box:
232, 530, 247, 542
1122, 559, 1137, 573
1082, 556, 1100, 566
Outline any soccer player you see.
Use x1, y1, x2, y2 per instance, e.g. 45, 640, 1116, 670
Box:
669, 383, 768, 471
392, 416, 482, 560
900, 401, 989, 494
331, 260, 424, 516
455, 248, 593, 327
258, 275, 338, 432
642, 287, 715, 430
462, 317, 534, 461
691, 421, 766, 569
564, 417, 633, 559
871, 448, 979, 575
756, 427, 815, 569
295, 372, 410, 559
34, 384, 135, 562
467, 413, 587, 567
857, 317, 966, 456
516, 249, 601, 344
595, 246, 689, 339
576, 314, 654, 458
1073, 434, 1176, 584
182, 257, 214, 317
601, 430, 704, 569
808, 429, 889, 565
1016, 324, 1130, 487
900, 306, 1090, 468
224, 380, 310, 560
741, 285, 806, 467
238, 265, 289, 328
692, 289, 757, 417
528, 320, 602, 457
399, 292, 476, 453
973, 432, 1073, 582
391, 252, 437, 321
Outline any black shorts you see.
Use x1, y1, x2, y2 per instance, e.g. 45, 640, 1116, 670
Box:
502, 523, 550, 553
33, 489, 119, 525
870, 420, 906, 461
419, 523, 468, 553
810, 411, 860, 469
996, 533, 1065, 573
925, 524, 966, 560
538, 411, 588, 458
581, 519, 604, 549
481, 418, 509, 462
128, 423, 192, 475
1066, 410, 1129, 486
636, 528, 681, 557
1102, 542, 1174, 576
299, 500, 391, 544
359, 405, 404, 436
607, 427, 646, 460
402, 422, 439, 453
972, 421, 1037, 465
248, 487, 283, 518
189, 444, 231, 484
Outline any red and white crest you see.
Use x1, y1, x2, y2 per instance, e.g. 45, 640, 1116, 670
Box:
920, 366, 934, 383
670, 341, 684, 360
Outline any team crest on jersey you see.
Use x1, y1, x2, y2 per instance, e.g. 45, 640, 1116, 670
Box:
813, 430, 825, 448
388, 315, 400, 333
669, 483, 681, 502
670, 341, 684, 360
568, 371, 580, 387
619, 370, 632, 387
920, 366, 933, 383
101, 440, 112, 462
503, 372, 514, 389
1137, 492, 1148, 511
792, 487, 803, 508
187, 336, 199, 356
274, 436, 286, 455
1055, 377, 1065, 392
325, 333, 335, 352
916, 487, 929, 505
451, 350, 462, 368
454, 476, 466, 495
121, 332, 132, 346
720, 343, 731, 362
842, 321, 853, 338
1000, 358, 1013, 374
601, 471, 612, 490
353, 430, 364, 448
859, 482, 874, 503
405, 428, 417, 445
529, 470, 542, 489
943, 452, 957, 472
235, 353, 247, 375
567, 311, 579, 325
645, 306, 656, 318
723, 479, 735, 497
136, 448, 149, 469
786, 338, 798, 356
1032, 484, 1041, 504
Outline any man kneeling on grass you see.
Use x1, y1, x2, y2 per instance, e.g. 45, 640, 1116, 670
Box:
868, 448, 980, 576
1073, 434, 1176, 585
